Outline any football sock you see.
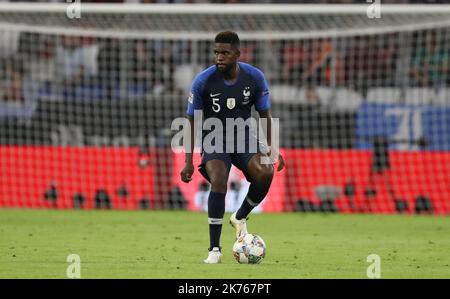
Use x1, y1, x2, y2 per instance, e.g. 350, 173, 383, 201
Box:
236, 178, 272, 220
208, 191, 225, 250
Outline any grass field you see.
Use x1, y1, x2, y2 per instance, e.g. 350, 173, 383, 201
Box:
0, 209, 449, 278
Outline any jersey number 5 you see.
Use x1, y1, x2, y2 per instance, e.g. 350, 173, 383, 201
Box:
212, 98, 220, 112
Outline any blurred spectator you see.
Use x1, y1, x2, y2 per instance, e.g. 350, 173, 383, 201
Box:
282, 40, 307, 85
295, 198, 317, 212
314, 185, 339, 212
345, 35, 397, 94
117, 182, 129, 209
0, 58, 25, 103
344, 178, 356, 211
149, 40, 173, 95
98, 37, 122, 99
3, 69, 24, 103
409, 30, 449, 88
301, 39, 345, 87
378, 33, 399, 87
138, 193, 151, 210
55, 35, 99, 86
364, 136, 397, 212
44, 180, 58, 209
117, 182, 129, 199
415, 195, 433, 214
73, 192, 86, 209
0, 29, 20, 59
26, 35, 57, 85
94, 188, 112, 209
0, 54, 40, 120
128, 40, 153, 95
166, 186, 187, 210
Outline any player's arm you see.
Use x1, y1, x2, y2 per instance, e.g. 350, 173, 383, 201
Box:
185, 115, 195, 164
180, 114, 195, 183
254, 68, 285, 172
180, 76, 204, 183
258, 109, 285, 172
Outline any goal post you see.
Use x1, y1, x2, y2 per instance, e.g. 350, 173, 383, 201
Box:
0, 3, 449, 214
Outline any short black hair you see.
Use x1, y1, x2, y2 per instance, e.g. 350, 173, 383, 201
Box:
214, 31, 240, 48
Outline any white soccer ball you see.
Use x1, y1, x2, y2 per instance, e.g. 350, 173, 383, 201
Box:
232, 233, 266, 264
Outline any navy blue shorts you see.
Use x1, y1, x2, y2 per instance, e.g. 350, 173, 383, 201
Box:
198, 151, 258, 183
198, 136, 268, 183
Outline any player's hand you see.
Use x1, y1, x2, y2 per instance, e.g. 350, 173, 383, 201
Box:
277, 153, 285, 172
267, 150, 285, 172
180, 162, 194, 183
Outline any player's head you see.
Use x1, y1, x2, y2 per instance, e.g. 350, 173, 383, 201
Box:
214, 31, 240, 73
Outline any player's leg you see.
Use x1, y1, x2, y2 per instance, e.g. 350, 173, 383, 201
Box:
236, 153, 274, 219
230, 152, 274, 238
199, 155, 231, 263
205, 159, 230, 249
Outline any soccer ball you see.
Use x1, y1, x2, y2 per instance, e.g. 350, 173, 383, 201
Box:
232, 233, 266, 264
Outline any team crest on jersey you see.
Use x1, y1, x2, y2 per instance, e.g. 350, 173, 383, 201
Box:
227, 98, 236, 109
243, 87, 251, 97
243, 87, 251, 105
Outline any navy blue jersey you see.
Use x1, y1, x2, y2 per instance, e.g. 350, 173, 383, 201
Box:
186, 62, 270, 120
186, 62, 270, 153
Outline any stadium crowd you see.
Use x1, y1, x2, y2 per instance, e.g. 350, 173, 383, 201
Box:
1, 0, 449, 113
1, 29, 448, 107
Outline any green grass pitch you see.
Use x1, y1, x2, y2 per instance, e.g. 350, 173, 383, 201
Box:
0, 209, 449, 278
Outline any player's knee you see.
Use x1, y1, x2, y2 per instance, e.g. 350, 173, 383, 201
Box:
255, 164, 274, 183
263, 164, 274, 181
210, 176, 228, 193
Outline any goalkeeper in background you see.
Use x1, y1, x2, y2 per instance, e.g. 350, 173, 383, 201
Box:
180, 31, 284, 264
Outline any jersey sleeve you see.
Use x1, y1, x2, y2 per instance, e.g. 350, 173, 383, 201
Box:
253, 68, 271, 112
186, 74, 205, 116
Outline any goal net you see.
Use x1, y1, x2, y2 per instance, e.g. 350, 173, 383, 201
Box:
0, 3, 449, 214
